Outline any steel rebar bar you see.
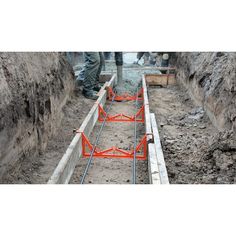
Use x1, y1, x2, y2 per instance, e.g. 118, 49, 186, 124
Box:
80, 95, 115, 184
132, 87, 139, 184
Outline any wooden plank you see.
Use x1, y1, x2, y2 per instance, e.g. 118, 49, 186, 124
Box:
155, 66, 176, 72
106, 74, 116, 88
150, 113, 169, 184
148, 144, 161, 184
99, 73, 113, 83
142, 76, 152, 142
79, 90, 107, 135
97, 74, 116, 97
146, 74, 167, 86
47, 133, 82, 184
145, 74, 176, 86
167, 75, 176, 85
48, 75, 116, 184
142, 75, 161, 184
122, 66, 176, 71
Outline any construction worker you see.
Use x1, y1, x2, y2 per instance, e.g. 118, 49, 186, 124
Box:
82, 52, 104, 100
134, 52, 157, 65
81, 52, 123, 99
133, 52, 147, 64
159, 53, 170, 74
161, 53, 169, 67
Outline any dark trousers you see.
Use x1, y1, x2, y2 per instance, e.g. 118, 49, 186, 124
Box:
83, 52, 104, 91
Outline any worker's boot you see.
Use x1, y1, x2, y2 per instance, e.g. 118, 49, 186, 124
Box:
82, 89, 98, 100
93, 84, 103, 92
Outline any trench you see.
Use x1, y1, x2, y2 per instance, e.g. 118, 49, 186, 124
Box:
70, 100, 149, 184
1, 52, 235, 184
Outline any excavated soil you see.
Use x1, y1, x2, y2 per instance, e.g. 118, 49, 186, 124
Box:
70, 100, 149, 184
149, 84, 236, 184
2, 90, 94, 183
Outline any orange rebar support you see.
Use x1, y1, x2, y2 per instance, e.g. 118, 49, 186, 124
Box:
81, 132, 147, 160
98, 104, 145, 122
107, 87, 144, 101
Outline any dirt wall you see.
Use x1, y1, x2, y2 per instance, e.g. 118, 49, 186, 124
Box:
173, 52, 236, 183
175, 52, 236, 134
0, 52, 74, 179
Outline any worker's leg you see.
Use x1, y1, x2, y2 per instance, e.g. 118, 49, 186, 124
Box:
149, 52, 158, 65
143, 52, 152, 65
161, 53, 169, 67
83, 52, 100, 99
77, 67, 85, 84
137, 52, 145, 60
93, 52, 104, 91
134, 52, 145, 64
161, 53, 170, 74
100, 52, 105, 71
97, 52, 104, 80
104, 52, 112, 60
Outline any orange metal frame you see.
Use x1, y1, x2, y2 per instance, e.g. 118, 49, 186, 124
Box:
75, 87, 148, 160
81, 132, 147, 160
98, 104, 145, 123
107, 87, 144, 101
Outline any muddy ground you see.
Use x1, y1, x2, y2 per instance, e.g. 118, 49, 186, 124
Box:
149, 84, 236, 184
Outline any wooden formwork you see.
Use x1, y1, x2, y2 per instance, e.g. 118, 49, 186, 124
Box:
143, 66, 176, 87
99, 72, 113, 83
150, 113, 169, 184
145, 73, 176, 86
48, 74, 168, 184
48, 75, 116, 184
142, 76, 169, 184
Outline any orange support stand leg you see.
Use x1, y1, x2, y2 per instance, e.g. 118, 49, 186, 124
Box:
81, 133, 147, 160
98, 104, 145, 123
